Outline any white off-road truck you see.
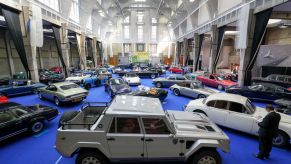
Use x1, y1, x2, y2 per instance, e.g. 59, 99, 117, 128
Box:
55, 95, 230, 164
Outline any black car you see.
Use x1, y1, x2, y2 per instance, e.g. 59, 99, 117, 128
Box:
252, 74, 291, 89
146, 67, 166, 75
226, 83, 291, 102
117, 70, 159, 79
128, 86, 168, 101
104, 78, 132, 97
0, 102, 58, 142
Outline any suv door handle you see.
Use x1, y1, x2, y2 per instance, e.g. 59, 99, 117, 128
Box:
107, 137, 115, 141
145, 138, 154, 142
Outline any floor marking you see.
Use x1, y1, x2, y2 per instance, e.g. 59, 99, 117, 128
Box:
55, 156, 63, 164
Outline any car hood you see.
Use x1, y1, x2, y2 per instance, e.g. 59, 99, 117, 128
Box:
253, 107, 291, 124
185, 98, 205, 109
60, 88, 88, 96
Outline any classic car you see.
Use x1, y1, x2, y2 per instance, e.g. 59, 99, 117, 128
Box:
39, 70, 65, 84
196, 74, 237, 90
223, 73, 238, 82
152, 75, 192, 88
252, 74, 291, 89
65, 73, 91, 85
168, 67, 184, 73
0, 102, 58, 142
37, 82, 88, 106
0, 76, 10, 86
185, 93, 291, 147
96, 68, 112, 78
0, 80, 46, 97
122, 73, 141, 86
56, 96, 229, 164
170, 81, 219, 99
225, 83, 291, 102
274, 99, 291, 115
0, 93, 8, 103
184, 72, 206, 80
104, 78, 132, 97
145, 67, 166, 75
50, 67, 62, 74
117, 70, 159, 79
12, 72, 27, 80
128, 85, 168, 101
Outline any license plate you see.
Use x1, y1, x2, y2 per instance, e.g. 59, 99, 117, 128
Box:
72, 98, 82, 102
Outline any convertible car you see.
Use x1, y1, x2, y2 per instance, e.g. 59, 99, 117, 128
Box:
168, 67, 183, 73
0, 102, 58, 142
0, 80, 46, 97
39, 69, 65, 84
65, 73, 90, 85
96, 68, 112, 78
170, 81, 219, 99
152, 75, 192, 88
185, 93, 291, 147
196, 74, 237, 90
122, 73, 141, 86
128, 86, 168, 101
225, 83, 291, 102
37, 82, 88, 106
105, 78, 132, 97
117, 70, 159, 79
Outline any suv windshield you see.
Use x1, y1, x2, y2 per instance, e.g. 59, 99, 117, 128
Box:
246, 99, 256, 114
60, 84, 80, 90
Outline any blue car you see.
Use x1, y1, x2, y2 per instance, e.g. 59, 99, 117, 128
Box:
82, 75, 110, 90
0, 80, 47, 97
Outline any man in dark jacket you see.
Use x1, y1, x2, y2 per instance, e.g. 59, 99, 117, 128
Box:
255, 104, 281, 160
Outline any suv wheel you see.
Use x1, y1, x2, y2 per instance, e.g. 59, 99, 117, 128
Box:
173, 89, 180, 96
190, 149, 221, 164
151, 74, 156, 79
156, 82, 162, 88
272, 131, 289, 147
30, 121, 44, 134
76, 151, 108, 164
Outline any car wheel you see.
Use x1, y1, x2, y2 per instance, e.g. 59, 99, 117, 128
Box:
272, 131, 289, 147
54, 97, 61, 106
30, 121, 44, 134
189, 149, 221, 164
38, 92, 43, 99
84, 83, 91, 90
193, 110, 208, 117
76, 151, 108, 164
173, 89, 180, 96
218, 85, 224, 90
156, 82, 162, 88
198, 94, 206, 99
151, 74, 156, 79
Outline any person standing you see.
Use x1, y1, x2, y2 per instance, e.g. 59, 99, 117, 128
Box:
255, 104, 281, 160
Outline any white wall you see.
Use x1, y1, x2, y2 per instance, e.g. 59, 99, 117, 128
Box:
198, 3, 210, 25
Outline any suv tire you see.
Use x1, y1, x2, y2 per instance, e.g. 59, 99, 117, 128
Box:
189, 149, 221, 164
76, 151, 108, 164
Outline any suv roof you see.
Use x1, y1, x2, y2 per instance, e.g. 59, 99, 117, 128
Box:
106, 95, 164, 116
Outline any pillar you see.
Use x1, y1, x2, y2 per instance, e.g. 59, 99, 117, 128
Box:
183, 38, 188, 66
76, 32, 87, 70
193, 33, 200, 72
60, 23, 70, 76
4, 31, 15, 76
92, 37, 98, 66
209, 25, 218, 73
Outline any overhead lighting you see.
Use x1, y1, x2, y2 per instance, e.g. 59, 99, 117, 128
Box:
225, 31, 239, 35
98, 10, 103, 13
268, 19, 282, 25
135, 0, 146, 2
190, 0, 195, 2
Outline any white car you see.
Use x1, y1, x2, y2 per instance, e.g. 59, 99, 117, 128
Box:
122, 73, 141, 86
185, 93, 291, 147
65, 73, 90, 85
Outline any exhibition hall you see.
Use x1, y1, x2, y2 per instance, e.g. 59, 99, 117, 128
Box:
0, 0, 291, 164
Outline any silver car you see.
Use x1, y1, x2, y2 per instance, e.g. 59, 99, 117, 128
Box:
170, 81, 219, 99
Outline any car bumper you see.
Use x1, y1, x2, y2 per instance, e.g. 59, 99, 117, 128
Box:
62, 95, 87, 102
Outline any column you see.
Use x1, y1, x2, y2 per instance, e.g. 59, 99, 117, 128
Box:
60, 23, 70, 76
4, 31, 15, 76
183, 38, 188, 66
76, 32, 87, 69
209, 25, 218, 73
92, 37, 98, 66
193, 33, 200, 73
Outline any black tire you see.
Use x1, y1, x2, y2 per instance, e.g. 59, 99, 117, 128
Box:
198, 94, 206, 99
58, 111, 79, 128
54, 97, 61, 106
84, 83, 91, 90
272, 130, 289, 147
29, 121, 44, 134
155, 82, 163, 88
173, 89, 180, 96
189, 149, 221, 164
76, 151, 108, 164
193, 110, 208, 116
150, 74, 156, 79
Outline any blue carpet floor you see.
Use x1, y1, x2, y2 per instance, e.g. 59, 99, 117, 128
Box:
0, 72, 290, 164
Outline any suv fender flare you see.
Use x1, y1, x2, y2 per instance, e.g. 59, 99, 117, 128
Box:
75, 142, 111, 158
184, 139, 225, 161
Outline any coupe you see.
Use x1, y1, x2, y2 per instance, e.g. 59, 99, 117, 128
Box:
122, 73, 141, 86
152, 75, 192, 88
196, 74, 237, 90
168, 67, 183, 73
252, 74, 291, 89
105, 78, 132, 97
128, 85, 168, 101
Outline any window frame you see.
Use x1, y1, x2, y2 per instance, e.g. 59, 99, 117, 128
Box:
141, 117, 172, 135
107, 117, 142, 134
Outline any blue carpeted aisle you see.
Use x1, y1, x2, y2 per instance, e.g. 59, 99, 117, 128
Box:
0, 73, 290, 164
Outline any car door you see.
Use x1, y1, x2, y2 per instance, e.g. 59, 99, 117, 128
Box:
208, 75, 218, 87
225, 101, 256, 134
205, 100, 228, 126
180, 83, 195, 97
142, 117, 181, 159
106, 117, 144, 159
43, 85, 57, 100
164, 76, 176, 87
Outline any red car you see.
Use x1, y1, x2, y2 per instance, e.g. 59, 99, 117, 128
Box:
0, 93, 9, 103
196, 74, 237, 90
50, 67, 62, 74
168, 67, 183, 73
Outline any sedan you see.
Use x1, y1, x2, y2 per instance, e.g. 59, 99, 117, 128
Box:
185, 93, 291, 147
196, 74, 237, 90
105, 78, 132, 97
152, 75, 192, 88
0, 102, 58, 142
168, 67, 183, 73
170, 81, 219, 99
37, 82, 88, 106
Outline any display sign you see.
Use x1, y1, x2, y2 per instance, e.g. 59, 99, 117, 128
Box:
131, 52, 149, 63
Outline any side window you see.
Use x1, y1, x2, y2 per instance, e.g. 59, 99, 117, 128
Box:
206, 100, 215, 107
277, 76, 284, 82
262, 86, 275, 93
108, 118, 116, 133
287, 77, 291, 83
268, 75, 276, 80
229, 102, 245, 113
177, 76, 186, 80
210, 75, 215, 80
116, 118, 140, 134
142, 118, 170, 134
214, 100, 228, 110
168, 76, 176, 80
0, 112, 16, 124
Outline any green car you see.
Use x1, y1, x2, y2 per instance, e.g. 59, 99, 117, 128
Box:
37, 82, 88, 106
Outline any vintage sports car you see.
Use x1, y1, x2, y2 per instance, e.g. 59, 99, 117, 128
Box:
56, 96, 229, 164
0, 80, 46, 97
128, 85, 168, 101
0, 102, 58, 142
184, 72, 206, 80
105, 78, 132, 97
274, 99, 291, 115
185, 93, 291, 147
122, 73, 141, 86
196, 74, 237, 90
168, 67, 183, 73
252, 74, 291, 89
0, 93, 8, 103
117, 70, 159, 79
50, 67, 62, 74
39, 70, 65, 84
226, 83, 291, 102
170, 81, 219, 99
96, 68, 112, 78
37, 82, 88, 106
145, 67, 166, 75
65, 73, 91, 85
152, 75, 192, 88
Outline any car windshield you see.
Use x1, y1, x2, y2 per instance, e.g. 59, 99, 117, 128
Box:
246, 99, 256, 114
126, 74, 137, 77
72, 73, 83, 77
60, 84, 80, 90
110, 79, 125, 85
217, 76, 226, 81
192, 82, 204, 88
